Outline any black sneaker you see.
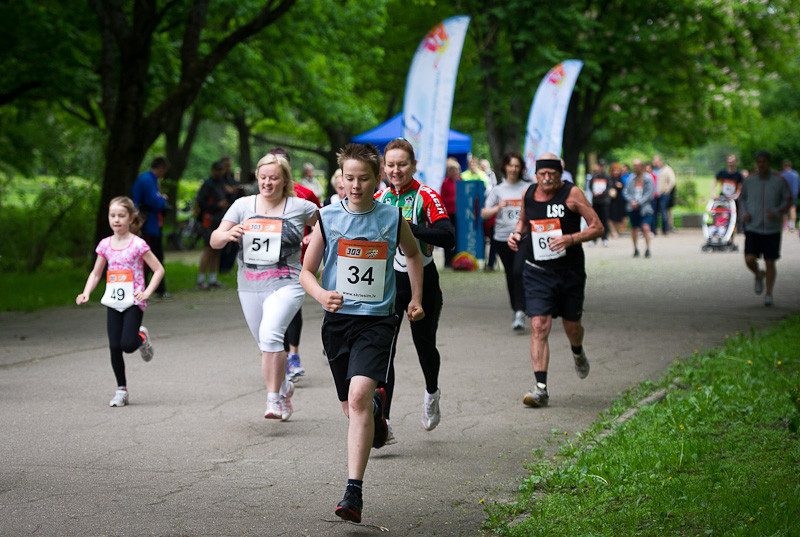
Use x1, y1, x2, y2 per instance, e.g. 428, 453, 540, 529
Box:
372, 388, 388, 449
335, 488, 363, 523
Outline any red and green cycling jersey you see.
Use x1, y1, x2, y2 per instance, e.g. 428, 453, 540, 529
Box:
375, 179, 450, 271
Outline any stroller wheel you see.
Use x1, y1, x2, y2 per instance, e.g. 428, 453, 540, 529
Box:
701, 245, 710, 252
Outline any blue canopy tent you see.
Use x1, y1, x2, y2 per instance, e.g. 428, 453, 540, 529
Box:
350, 113, 472, 172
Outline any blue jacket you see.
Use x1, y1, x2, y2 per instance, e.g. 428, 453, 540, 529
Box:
131, 170, 168, 237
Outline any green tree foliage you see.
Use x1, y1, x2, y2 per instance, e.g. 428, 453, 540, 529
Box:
455, 0, 800, 174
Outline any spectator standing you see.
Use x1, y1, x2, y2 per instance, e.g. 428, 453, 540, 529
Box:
219, 156, 245, 274
131, 156, 171, 299
440, 158, 460, 267
324, 168, 345, 206
715, 154, 744, 232
740, 151, 793, 306
196, 161, 230, 290
461, 157, 490, 191
652, 155, 676, 236
780, 159, 799, 232
623, 159, 655, 258
608, 162, 627, 237
588, 160, 611, 246
300, 162, 324, 200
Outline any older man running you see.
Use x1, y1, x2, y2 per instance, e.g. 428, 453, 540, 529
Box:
508, 153, 604, 407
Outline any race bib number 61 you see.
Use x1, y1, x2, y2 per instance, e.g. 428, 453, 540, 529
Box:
337, 239, 388, 302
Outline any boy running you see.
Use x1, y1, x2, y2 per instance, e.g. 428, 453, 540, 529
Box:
300, 143, 425, 523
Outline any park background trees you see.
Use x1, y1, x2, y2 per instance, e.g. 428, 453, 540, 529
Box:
2, 0, 799, 270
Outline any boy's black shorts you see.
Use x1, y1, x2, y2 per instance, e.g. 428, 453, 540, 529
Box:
322, 311, 399, 401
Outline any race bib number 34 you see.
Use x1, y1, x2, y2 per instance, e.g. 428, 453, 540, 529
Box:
531, 218, 566, 261
101, 269, 134, 312
243, 218, 282, 265
337, 239, 388, 302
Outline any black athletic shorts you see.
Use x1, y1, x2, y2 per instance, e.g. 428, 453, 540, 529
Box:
744, 231, 781, 260
322, 311, 399, 401
522, 261, 586, 322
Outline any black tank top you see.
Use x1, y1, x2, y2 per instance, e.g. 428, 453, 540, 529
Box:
522, 183, 584, 268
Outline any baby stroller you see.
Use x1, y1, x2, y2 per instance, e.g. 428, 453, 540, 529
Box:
701, 196, 738, 252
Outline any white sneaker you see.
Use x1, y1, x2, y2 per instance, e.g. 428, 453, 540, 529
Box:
765, 293, 774, 307
139, 326, 154, 362
109, 388, 129, 407
264, 398, 282, 419
422, 389, 441, 431
280, 381, 294, 421
385, 419, 397, 445
512, 310, 526, 331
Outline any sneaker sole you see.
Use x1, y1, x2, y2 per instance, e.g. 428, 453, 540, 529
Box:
522, 394, 548, 408
335, 505, 361, 523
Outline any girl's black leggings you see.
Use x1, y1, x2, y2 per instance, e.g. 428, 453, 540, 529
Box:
107, 306, 144, 387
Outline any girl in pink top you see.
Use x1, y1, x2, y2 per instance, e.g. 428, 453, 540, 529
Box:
76, 196, 165, 407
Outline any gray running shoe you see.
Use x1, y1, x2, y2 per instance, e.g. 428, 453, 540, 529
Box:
139, 326, 154, 362
512, 311, 526, 331
573, 349, 590, 379
764, 293, 774, 307
523, 383, 549, 408
754, 270, 765, 295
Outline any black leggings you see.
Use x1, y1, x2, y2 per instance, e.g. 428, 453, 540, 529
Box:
107, 306, 144, 387
283, 308, 302, 351
384, 263, 443, 419
493, 240, 526, 312
593, 203, 610, 240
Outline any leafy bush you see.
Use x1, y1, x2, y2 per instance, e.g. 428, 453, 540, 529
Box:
675, 178, 699, 210
0, 176, 99, 272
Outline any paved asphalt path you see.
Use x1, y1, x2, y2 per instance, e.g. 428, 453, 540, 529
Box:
2, 229, 799, 536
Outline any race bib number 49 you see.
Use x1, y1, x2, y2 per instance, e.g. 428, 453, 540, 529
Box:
101, 269, 134, 312
530, 218, 566, 261
337, 239, 388, 302
243, 218, 282, 265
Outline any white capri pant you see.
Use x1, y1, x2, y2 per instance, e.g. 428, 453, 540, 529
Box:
238, 283, 306, 353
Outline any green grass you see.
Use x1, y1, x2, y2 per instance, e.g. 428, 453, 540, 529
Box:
0, 259, 236, 312
483, 317, 800, 536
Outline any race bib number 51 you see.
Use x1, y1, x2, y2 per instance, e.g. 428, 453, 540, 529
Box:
243, 218, 282, 265
530, 218, 566, 261
337, 239, 388, 302
101, 269, 134, 312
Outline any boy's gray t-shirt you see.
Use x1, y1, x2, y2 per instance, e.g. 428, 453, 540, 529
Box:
221, 195, 317, 292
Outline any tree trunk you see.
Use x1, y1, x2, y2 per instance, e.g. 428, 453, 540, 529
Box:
233, 113, 253, 180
